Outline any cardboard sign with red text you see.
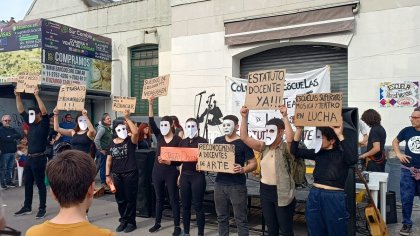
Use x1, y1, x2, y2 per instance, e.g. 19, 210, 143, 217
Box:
161, 147, 199, 162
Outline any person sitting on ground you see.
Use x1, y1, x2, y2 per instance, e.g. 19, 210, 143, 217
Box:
26, 150, 115, 236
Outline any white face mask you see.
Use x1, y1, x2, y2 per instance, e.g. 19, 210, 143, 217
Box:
115, 124, 128, 139
314, 129, 323, 153
265, 125, 278, 146
185, 121, 198, 139
77, 116, 88, 131
160, 121, 171, 136
222, 120, 235, 136
28, 110, 36, 124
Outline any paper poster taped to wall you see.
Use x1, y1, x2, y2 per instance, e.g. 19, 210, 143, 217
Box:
380, 82, 418, 107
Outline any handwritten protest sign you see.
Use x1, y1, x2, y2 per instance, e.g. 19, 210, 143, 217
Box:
294, 92, 342, 127
244, 69, 285, 110
141, 74, 170, 99
57, 84, 86, 111
197, 144, 235, 173
112, 96, 137, 113
161, 147, 199, 162
15, 73, 40, 93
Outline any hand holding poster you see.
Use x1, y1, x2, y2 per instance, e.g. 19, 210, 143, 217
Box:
161, 147, 198, 162
197, 143, 235, 173
141, 74, 170, 99
294, 92, 342, 127
245, 69, 285, 110
112, 96, 136, 113
57, 84, 86, 111
15, 73, 40, 93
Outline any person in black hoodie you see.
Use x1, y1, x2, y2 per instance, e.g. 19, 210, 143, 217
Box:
148, 97, 182, 236
0, 114, 21, 188
178, 118, 207, 236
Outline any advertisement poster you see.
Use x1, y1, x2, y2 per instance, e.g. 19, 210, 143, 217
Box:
0, 19, 42, 52
380, 81, 419, 107
0, 48, 42, 83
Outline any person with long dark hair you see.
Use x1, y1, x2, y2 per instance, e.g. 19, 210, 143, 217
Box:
359, 109, 386, 172
240, 105, 295, 236
291, 125, 357, 236
148, 97, 182, 236
106, 110, 139, 233
171, 116, 184, 138
178, 118, 207, 236
53, 108, 96, 154
138, 123, 152, 149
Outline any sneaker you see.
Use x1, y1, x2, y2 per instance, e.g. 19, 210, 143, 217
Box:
182, 233, 190, 236
35, 209, 46, 219
400, 224, 411, 235
116, 222, 127, 232
149, 224, 161, 233
124, 223, 137, 233
172, 226, 182, 236
0, 185, 7, 190
6, 182, 16, 188
14, 207, 32, 216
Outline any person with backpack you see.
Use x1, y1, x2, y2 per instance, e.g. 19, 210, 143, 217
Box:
240, 105, 296, 236
290, 125, 357, 236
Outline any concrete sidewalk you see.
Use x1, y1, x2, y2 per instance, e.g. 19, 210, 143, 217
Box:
2, 184, 420, 236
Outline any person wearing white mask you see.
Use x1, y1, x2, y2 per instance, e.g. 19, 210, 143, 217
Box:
53, 108, 96, 154
240, 105, 295, 236
213, 114, 257, 236
106, 110, 139, 233
147, 97, 183, 236
14, 87, 50, 219
178, 118, 207, 236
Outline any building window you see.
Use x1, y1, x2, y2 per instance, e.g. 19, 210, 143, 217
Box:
131, 45, 158, 115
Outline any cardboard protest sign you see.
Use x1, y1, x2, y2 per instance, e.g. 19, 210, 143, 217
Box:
112, 96, 136, 113
244, 69, 285, 110
141, 74, 170, 99
294, 92, 343, 127
56, 84, 86, 111
197, 143, 235, 173
15, 73, 40, 93
161, 147, 199, 162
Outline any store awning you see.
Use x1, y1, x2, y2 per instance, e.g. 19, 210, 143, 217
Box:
224, 5, 355, 46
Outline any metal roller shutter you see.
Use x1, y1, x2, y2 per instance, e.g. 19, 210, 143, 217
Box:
240, 45, 348, 106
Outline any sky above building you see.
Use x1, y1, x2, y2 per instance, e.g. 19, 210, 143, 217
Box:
0, 0, 33, 22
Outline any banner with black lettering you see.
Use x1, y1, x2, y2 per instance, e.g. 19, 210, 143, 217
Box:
225, 66, 330, 148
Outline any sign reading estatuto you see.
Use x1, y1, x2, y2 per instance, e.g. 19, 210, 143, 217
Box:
294, 92, 342, 127
197, 143, 235, 173
244, 69, 285, 110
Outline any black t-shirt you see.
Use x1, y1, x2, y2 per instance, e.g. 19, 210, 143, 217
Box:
366, 124, 386, 161
21, 111, 50, 154
179, 136, 208, 175
109, 137, 138, 173
71, 132, 93, 154
213, 136, 254, 185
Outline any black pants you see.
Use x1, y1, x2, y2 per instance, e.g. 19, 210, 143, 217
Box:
112, 170, 139, 225
366, 160, 386, 172
180, 173, 206, 234
152, 166, 180, 226
260, 182, 296, 236
24, 156, 47, 210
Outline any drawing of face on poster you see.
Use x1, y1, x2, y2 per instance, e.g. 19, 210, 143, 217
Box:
185, 121, 198, 139
78, 116, 88, 131
265, 125, 278, 146
28, 110, 36, 124
314, 129, 323, 153
115, 124, 128, 139
160, 121, 171, 136
222, 120, 235, 136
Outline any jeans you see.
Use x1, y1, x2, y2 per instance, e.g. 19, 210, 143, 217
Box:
306, 187, 349, 236
112, 170, 139, 225
400, 167, 420, 226
96, 151, 107, 184
0, 152, 15, 185
260, 182, 295, 236
214, 183, 249, 236
24, 156, 47, 210
180, 173, 206, 235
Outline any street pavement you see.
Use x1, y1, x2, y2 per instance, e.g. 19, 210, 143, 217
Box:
2, 183, 420, 236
